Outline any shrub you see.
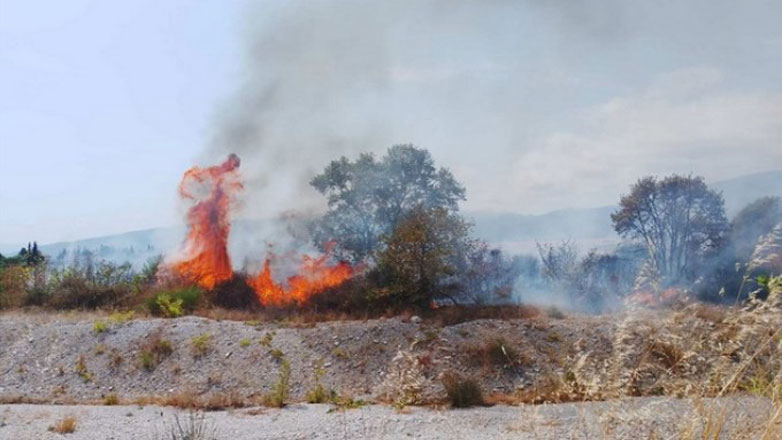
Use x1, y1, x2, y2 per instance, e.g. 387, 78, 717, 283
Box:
103, 393, 119, 405
191, 333, 211, 359
140, 333, 174, 371
159, 411, 218, 440
75, 355, 92, 382
49, 415, 77, 434
147, 286, 204, 317
263, 359, 291, 408
93, 320, 108, 333
239, 338, 251, 348
305, 360, 333, 403
469, 337, 518, 367
442, 373, 484, 408
269, 348, 284, 360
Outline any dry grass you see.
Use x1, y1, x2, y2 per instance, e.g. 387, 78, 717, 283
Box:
49, 415, 77, 434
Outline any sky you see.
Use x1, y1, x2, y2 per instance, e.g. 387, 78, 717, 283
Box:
2, 0, 782, 245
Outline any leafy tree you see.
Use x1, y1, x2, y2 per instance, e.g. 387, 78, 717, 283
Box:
730, 196, 782, 261
310, 145, 465, 263
611, 175, 728, 285
372, 206, 470, 308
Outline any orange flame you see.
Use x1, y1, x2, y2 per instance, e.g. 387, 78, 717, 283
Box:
249, 245, 353, 307
171, 154, 242, 289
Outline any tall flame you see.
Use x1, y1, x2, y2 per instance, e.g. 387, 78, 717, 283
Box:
172, 154, 242, 289
168, 154, 353, 305
249, 244, 353, 307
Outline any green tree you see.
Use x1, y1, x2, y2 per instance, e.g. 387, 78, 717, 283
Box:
611, 175, 728, 284
373, 206, 470, 308
310, 145, 465, 263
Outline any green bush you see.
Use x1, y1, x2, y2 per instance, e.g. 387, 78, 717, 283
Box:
147, 286, 204, 317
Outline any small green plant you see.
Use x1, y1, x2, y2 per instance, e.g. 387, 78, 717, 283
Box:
108, 310, 135, 323
75, 355, 92, 382
155, 294, 184, 318
263, 359, 291, 408
328, 395, 368, 412
442, 373, 484, 408
147, 286, 204, 317
239, 338, 251, 348
93, 320, 108, 333
94, 344, 106, 355
103, 393, 119, 405
305, 360, 334, 404
269, 348, 284, 360
191, 333, 211, 358
140, 350, 155, 371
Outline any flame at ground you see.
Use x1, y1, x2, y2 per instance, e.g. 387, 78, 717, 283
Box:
249, 247, 353, 307
171, 154, 242, 289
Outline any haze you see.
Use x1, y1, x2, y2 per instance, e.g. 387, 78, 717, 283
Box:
2, 0, 781, 245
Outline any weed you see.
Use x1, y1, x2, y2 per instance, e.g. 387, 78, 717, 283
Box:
442, 372, 484, 408
191, 333, 211, 359
259, 332, 274, 347
331, 347, 349, 359
108, 310, 135, 323
263, 359, 291, 408
139, 333, 174, 371
239, 338, 251, 347
104, 393, 120, 405
269, 348, 284, 360
94, 344, 106, 355
305, 360, 334, 403
157, 411, 218, 440
93, 320, 108, 333
75, 355, 92, 382
49, 416, 77, 434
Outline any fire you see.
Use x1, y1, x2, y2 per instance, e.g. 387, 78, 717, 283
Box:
169, 154, 353, 305
171, 154, 242, 289
249, 245, 353, 306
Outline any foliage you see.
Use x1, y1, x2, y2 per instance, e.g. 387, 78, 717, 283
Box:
263, 359, 291, 408
191, 333, 212, 359
372, 206, 471, 309
305, 360, 334, 403
147, 286, 204, 317
310, 145, 466, 263
730, 197, 782, 261
611, 175, 728, 285
158, 411, 218, 440
452, 242, 523, 304
93, 320, 108, 333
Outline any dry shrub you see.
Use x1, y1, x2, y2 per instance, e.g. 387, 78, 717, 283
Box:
139, 330, 174, 371
466, 336, 523, 369
647, 340, 685, 370
49, 415, 77, 434
377, 350, 425, 407
441, 372, 484, 408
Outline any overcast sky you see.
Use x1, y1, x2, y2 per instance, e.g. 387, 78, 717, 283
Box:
2, 0, 781, 245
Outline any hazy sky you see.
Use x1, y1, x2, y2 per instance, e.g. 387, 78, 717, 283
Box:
2, 0, 782, 245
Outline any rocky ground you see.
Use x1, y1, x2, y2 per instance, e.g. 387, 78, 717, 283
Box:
0, 396, 775, 439
1, 301, 781, 438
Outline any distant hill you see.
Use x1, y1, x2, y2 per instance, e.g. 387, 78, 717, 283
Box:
4, 170, 780, 262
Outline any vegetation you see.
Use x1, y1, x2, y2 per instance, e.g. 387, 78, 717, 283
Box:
263, 359, 291, 408
48, 415, 77, 434
612, 175, 728, 285
158, 411, 218, 440
442, 373, 484, 408
310, 144, 466, 264
191, 334, 211, 359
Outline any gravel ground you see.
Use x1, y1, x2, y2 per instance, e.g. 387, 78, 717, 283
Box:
0, 396, 773, 440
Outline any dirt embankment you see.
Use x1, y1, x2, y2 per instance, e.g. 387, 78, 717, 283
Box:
0, 301, 780, 407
